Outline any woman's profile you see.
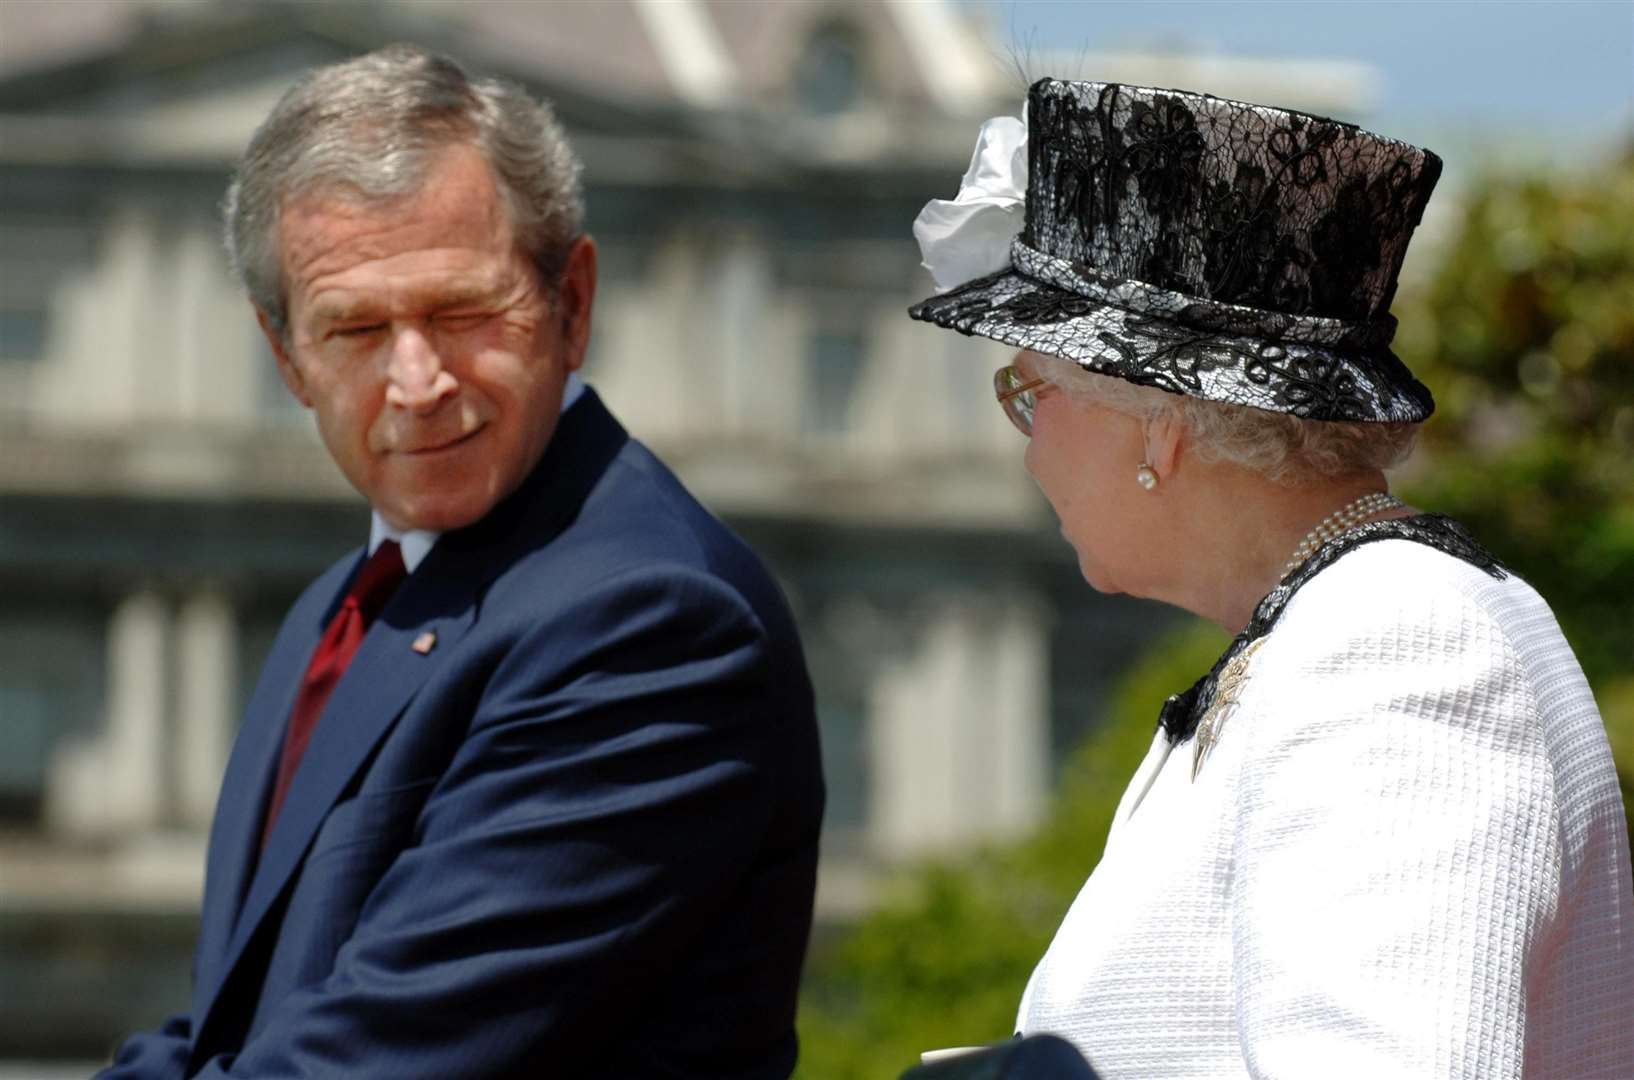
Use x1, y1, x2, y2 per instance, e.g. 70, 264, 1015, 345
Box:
908, 78, 1634, 1077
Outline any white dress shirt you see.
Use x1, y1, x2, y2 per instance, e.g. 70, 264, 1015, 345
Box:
1018, 537, 1634, 1078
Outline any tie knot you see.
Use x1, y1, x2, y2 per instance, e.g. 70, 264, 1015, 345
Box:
349, 540, 408, 620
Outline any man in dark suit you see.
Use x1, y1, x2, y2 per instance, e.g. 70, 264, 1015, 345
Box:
102, 43, 823, 1079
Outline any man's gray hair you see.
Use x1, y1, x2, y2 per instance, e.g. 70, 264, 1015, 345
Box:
224, 43, 584, 333
1034, 353, 1420, 484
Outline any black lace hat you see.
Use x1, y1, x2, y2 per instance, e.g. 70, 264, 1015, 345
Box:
909, 79, 1443, 422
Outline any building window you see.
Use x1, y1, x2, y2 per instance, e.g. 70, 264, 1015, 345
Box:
817, 701, 869, 839
794, 24, 865, 116
0, 605, 105, 823
0, 310, 47, 364
804, 325, 866, 436
0, 216, 97, 365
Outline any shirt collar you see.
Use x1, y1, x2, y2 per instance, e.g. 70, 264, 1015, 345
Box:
366, 372, 587, 573
368, 515, 439, 573
560, 370, 586, 413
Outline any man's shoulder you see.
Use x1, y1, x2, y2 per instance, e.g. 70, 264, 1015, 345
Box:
487, 426, 789, 628
561, 434, 768, 579
472, 429, 817, 731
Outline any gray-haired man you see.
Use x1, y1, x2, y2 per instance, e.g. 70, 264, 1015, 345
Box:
101, 44, 823, 1080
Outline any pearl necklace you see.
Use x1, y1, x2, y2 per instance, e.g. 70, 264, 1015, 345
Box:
1281, 492, 1403, 579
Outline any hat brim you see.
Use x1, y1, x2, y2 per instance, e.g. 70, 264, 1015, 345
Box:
909, 268, 1433, 423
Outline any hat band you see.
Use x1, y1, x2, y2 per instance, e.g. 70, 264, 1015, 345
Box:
1010, 240, 1397, 352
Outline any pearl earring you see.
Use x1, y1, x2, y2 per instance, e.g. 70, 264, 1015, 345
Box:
1136, 463, 1159, 491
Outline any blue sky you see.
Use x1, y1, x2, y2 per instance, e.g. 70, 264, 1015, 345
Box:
970, 1, 1633, 158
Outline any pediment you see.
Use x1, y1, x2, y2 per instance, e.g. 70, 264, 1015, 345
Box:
0, 4, 683, 168
0, 0, 1005, 177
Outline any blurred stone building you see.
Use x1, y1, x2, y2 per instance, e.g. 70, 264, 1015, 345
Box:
0, 0, 1373, 1060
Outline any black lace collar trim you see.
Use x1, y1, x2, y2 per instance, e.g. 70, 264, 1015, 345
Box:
1157, 513, 1508, 745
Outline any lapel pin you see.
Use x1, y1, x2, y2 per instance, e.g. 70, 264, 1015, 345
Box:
411, 630, 437, 655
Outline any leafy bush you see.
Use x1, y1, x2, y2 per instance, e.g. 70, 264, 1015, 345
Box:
1392, 152, 1634, 839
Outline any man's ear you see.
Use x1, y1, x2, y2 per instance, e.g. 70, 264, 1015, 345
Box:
553, 234, 598, 373
1143, 410, 1185, 480
256, 307, 312, 408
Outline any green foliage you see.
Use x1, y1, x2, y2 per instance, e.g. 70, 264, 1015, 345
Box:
1601, 676, 1634, 866
796, 155, 1634, 1079
1391, 152, 1634, 838
795, 621, 1228, 1080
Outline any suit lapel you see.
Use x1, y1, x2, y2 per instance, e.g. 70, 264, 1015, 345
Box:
195, 571, 478, 1033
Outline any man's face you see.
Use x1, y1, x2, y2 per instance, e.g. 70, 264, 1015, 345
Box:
262, 143, 596, 532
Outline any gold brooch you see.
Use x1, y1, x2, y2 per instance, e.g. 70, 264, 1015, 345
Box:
1192, 637, 1266, 782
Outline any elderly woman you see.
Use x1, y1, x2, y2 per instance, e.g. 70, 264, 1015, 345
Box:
909, 79, 1634, 1078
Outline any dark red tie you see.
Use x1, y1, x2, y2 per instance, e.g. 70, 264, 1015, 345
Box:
261, 540, 408, 850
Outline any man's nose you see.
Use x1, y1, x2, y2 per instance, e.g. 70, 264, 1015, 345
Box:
384, 327, 458, 414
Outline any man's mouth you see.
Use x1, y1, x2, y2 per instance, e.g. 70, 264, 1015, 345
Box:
400, 426, 483, 455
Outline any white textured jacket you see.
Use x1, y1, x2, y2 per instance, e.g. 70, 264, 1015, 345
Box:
1018, 530, 1634, 1078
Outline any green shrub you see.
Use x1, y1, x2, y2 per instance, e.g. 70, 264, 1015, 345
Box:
1393, 153, 1634, 842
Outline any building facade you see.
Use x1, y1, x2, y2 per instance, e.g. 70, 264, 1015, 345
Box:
0, 0, 1372, 1058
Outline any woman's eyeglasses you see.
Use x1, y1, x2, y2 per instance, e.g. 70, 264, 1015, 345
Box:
994, 365, 1051, 436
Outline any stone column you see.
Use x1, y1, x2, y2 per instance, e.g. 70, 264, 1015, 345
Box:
983, 600, 1050, 839
174, 588, 235, 829
593, 233, 698, 442
50, 588, 171, 836
37, 207, 160, 427
867, 594, 1052, 859
106, 588, 169, 831
867, 600, 973, 858
714, 232, 770, 437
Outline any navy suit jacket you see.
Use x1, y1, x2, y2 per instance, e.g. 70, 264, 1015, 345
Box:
103, 390, 824, 1078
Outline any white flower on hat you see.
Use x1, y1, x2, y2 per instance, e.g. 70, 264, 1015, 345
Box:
912, 113, 1028, 294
